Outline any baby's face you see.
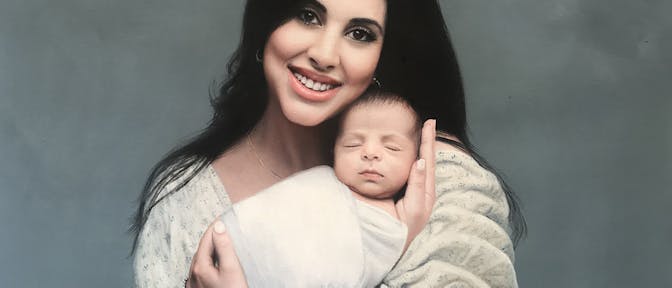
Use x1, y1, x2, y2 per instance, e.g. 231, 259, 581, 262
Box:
334, 102, 419, 199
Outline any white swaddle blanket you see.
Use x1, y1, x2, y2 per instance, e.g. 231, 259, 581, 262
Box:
220, 166, 407, 288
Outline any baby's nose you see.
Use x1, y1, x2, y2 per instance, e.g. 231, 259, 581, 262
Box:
361, 146, 381, 160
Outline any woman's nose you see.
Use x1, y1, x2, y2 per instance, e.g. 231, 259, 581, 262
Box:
307, 32, 340, 71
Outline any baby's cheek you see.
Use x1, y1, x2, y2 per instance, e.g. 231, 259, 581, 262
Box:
396, 152, 417, 169
333, 155, 351, 182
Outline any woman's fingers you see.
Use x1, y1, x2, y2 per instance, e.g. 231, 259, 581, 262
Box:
192, 221, 217, 271
187, 218, 247, 288
211, 221, 241, 273
211, 220, 248, 287
187, 221, 219, 287
405, 158, 427, 219
397, 119, 437, 246
419, 119, 435, 166
420, 119, 437, 210
405, 119, 436, 212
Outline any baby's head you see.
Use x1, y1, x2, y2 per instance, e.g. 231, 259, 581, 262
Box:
334, 90, 421, 200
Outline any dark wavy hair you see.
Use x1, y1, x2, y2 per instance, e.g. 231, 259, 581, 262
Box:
129, 0, 526, 254
375, 0, 527, 245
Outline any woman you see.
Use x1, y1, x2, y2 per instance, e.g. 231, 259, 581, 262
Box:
131, 0, 526, 287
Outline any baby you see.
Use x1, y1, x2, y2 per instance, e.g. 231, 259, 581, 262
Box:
333, 90, 421, 222
220, 90, 423, 287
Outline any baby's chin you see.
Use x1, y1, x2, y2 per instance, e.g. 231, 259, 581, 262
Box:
351, 185, 400, 200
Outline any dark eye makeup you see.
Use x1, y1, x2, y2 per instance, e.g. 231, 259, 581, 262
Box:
296, 7, 321, 25
346, 26, 377, 42
295, 3, 380, 43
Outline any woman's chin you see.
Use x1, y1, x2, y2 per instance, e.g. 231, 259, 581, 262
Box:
282, 110, 329, 127
278, 96, 347, 127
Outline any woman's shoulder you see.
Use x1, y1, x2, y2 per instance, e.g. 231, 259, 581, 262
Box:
151, 163, 231, 209
134, 163, 232, 286
140, 163, 232, 243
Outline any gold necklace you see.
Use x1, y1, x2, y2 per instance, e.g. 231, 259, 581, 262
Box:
247, 130, 283, 180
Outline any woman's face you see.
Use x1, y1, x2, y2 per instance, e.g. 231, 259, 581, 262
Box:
263, 0, 386, 126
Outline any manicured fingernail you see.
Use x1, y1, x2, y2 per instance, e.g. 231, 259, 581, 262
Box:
417, 159, 426, 170
214, 220, 226, 234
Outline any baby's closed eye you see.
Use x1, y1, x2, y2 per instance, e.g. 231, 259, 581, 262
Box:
343, 142, 362, 148
385, 145, 401, 151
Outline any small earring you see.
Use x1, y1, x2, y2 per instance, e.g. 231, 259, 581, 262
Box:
372, 76, 382, 88
255, 49, 263, 63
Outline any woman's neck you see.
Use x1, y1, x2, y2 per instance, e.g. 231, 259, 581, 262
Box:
213, 94, 332, 203
249, 100, 331, 178
212, 96, 335, 203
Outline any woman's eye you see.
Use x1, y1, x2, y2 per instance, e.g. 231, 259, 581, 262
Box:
343, 143, 361, 148
346, 28, 376, 42
297, 9, 320, 25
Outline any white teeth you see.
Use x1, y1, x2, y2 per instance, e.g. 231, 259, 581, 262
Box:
293, 71, 336, 91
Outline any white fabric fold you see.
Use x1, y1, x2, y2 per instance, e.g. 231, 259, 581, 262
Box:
222, 166, 407, 287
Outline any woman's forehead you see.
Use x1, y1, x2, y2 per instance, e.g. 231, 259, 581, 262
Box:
310, 0, 386, 25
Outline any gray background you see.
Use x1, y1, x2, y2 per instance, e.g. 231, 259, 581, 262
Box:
1, 0, 669, 287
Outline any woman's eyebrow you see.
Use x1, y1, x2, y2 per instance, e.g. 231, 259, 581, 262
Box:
350, 18, 384, 34
309, 0, 327, 13
308, 0, 384, 33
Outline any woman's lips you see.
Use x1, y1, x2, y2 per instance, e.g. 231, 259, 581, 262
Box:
287, 66, 341, 102
289, 65, 341, 85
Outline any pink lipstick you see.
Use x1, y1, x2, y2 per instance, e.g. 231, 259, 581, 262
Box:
288, 66, 342, 102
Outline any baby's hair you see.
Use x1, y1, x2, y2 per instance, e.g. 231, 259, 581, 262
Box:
338, 88, 423, 143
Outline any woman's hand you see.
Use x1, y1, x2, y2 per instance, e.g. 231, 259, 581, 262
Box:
186, 219, 248, 288
395, 119, 437, 250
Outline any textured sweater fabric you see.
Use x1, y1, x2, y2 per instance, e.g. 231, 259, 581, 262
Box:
133, 150, 517, 288
381, 151, 517, 288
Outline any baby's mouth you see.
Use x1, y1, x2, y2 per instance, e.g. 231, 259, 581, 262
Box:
360, 169, 384, 179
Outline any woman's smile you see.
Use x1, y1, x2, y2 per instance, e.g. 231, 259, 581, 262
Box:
293, 72, 336, 91
288, 67, 342, 102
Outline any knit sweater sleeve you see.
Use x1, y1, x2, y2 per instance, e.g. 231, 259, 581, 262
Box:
133, 166, 231, 288
382, 149, 518, 288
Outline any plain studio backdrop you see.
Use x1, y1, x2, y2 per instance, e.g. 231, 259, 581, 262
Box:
1, 0, 670, 287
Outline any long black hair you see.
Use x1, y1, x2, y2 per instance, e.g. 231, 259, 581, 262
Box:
377, 0, 527, 245
130, 0, 526, 254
